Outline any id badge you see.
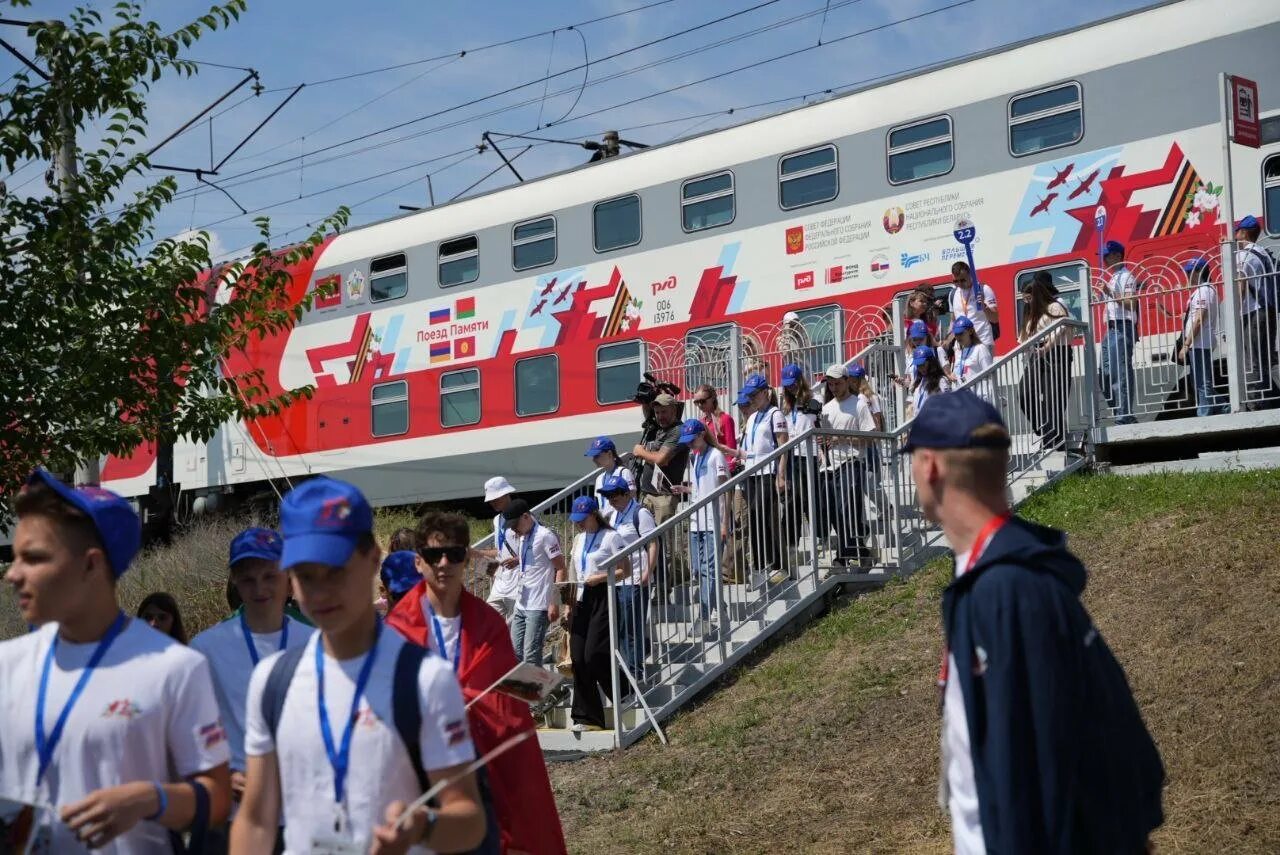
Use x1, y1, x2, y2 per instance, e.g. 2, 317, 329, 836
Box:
309, 805, 365, 855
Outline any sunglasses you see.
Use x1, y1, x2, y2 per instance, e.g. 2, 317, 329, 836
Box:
418, 545, 468, 565
693, 396, 712, 404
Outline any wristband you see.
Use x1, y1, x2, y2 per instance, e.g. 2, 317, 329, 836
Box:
145, 782, 168, 821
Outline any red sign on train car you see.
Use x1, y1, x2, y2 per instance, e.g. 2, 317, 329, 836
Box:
1230, 75, 1260, 148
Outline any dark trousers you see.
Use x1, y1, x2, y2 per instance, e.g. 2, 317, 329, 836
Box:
1019, 347, 1073, 446
570, 585, 615, 728
1243, 309, 1277, 403
745, 474, 781, 571
823, 461, 869, 559
781, 458, 814, 549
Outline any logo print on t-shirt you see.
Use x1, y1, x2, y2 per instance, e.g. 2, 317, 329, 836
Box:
196, 721, 227, 749
444, 718, 469, 747
356, 707, 380, 729
102, 699, 142, 720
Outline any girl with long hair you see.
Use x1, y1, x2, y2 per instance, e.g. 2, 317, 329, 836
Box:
566, 497, 627, 732
691, 384, 738, 461
906, 345, 952, 418
137, 592, 187, 644
779, 364, 819, 553
1018, 270, 1073, 449
947, 315, 994, 401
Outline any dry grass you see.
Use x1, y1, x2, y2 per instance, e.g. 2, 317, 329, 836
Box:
0, 508, 490, 641
549, 469, 1280, 854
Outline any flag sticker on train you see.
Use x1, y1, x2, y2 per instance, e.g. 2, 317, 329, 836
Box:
785, 226, 804, 255
454, 336, 476, 359
313, 274, 342, 309
430, 341, 450, 363
429, 307, 450, 325
456, 296, 476, 319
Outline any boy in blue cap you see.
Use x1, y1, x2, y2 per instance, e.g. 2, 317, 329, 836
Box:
1234, 214, 1278, 407
0, 470, 231, 852
902, 392, 1163, 854
1098, 239, 1140, 423
190, 527, 314, 835
232, 476, 485, 854
736, 373, 789, 586
679, 419, 728, 636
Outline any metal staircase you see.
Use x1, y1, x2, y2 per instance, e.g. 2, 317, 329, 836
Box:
469, 319, 1094, 753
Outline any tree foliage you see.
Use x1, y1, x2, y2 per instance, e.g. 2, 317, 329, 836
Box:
0, 1, 347, 512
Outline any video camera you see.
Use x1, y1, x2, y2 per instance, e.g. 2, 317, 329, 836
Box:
633, 371, 681, 405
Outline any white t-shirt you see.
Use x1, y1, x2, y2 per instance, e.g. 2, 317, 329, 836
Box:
784, 407, 818, 457
950, 284, 1000, 346
1186, 283, 1220, 350
569, 529, 626, 601
821, 394, 875, 467
593, 465, 636, 506
606, 500, 656, 585
489, 512, 520, 601
687, 447, 729, 532
1104, 266, 1139, 323
504, 523, 563, 612
1236, 242, 1266, 315
244, 629, 475, 855
942, 547, 986, 855
744, 406, 788, 475
955, 343, 993, 385
190, 613, 314, 771
0, 619, 230, 855
912, 378, 954, 416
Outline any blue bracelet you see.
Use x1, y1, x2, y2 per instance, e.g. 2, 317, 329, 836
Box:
145, 782, 168, 822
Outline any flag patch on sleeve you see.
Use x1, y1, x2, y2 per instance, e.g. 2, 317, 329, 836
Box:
443, 718, 469, 746
196, 721, 227, 750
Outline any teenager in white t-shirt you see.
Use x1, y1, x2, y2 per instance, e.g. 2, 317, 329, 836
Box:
600, 475, 657, 678
231, 477, 484, 854
1179, 257, 1228, 417
946, 316, 994, 403
677, 420, 728, 636
820, 366, 877, 569
499, 498, 567, 667
0, 470, 231, 853
189, 527, 314, 834
477, 476, 520, 622
585, 436, 637, 506
732, 373, 789, 586
565, 497, 628, 732
949, 261, 1000, 346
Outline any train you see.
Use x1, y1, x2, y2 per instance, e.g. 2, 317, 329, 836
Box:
99, 0, 1280, 513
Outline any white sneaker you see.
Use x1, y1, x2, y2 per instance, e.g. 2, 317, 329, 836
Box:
767, 568, 789, 586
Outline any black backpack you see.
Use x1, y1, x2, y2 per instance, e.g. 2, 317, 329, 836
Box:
261, 642, 501, 854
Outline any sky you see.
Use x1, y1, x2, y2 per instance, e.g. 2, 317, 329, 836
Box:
1, 0, 1155, 260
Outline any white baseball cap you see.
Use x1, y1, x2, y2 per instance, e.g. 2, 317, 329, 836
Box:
824, 363, 848, 379
483, 476, 516, 502
783, 311, 800, 324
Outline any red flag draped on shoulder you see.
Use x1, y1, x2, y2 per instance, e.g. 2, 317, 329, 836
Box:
388, 585, 568, 855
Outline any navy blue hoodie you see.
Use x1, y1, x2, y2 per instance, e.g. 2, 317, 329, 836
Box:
941, 516, 1164, 854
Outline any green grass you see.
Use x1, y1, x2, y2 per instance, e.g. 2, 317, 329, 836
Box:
550, 469, 1280, 854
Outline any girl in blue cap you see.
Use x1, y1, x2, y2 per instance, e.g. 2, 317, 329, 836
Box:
566, 496, 628, 732
585, 436, 635, 507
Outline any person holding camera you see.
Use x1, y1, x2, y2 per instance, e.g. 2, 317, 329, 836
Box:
631, 382, 689, 598
780, 364, 821, 561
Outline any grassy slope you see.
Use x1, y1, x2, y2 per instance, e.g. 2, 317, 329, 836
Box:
549, 470, 1280, 854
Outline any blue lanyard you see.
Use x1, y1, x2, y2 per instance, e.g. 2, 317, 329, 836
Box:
616, 501, 638, 529
519, 522, 539, 573
240, 612, 288, 667
749, 408, 773, 451
960, 345, 975, 378
497, 517, 508, 555
693, 451, 708, 485
316, 622, 382, 805
425, 602, 461, 673
580, 530, 602, 575
35, 611, 128, 785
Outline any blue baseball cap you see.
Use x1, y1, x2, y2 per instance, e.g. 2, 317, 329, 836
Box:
569, 495, 599, 523
380, 550, 422, 598
849, 364, 867, 380
678, 418, 706, 444
911, 345, 936, 367
229, 527, 283, 567
279, 476, 375, 570
1182, 256, 1208, 274
736, 373, 770, 405
584, 436, 616, 458
780, 364, 804, 388
25, 469, 141, 578
908, 319, 929, 340
899, 390, 1012, 454
599, 474, 631, 496
1103, 240, 1125, 256
1236, 214, 1260, 230
951, 315, 975, 336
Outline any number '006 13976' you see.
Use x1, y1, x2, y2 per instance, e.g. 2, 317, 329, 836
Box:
653, 299, 675, 324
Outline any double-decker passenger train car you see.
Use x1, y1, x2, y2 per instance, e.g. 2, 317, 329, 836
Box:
100, 0, 1280, 510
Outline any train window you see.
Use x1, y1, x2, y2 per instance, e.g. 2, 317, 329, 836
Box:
1009, 82, 1082, 156
888, 116, 953, 185
1264, 155, 1280, 237
1015, 262, 1088, 330
369, 253, 408, 302
596, 341, 644, 405
438, 235, 479, 288
440, 368, 481, 428
790, 305, 843, 371
681, 171, 735, 232
684, 324, 733, 393
512, 216, 557, 271
594, 194, 641, 253
371, 380, 409, 437
779, 144, 838, 210
515, 354, 559, 416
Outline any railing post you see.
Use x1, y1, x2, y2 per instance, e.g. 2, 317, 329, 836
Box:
712, 490, 729, 655
1080, 321, 1099, 434
727, 324, 744, 401
805, 433, 821, 580
606, 566, 624, 747
1218, 71, 1246, 413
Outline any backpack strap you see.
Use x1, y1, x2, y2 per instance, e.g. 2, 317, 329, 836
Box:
392, 641, 430, 793
261, 643, 309, 742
